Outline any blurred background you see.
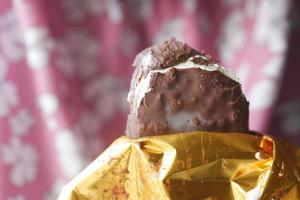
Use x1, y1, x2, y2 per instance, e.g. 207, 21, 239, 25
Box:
0, 0, 299, 199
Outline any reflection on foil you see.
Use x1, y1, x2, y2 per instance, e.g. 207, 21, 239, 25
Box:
58, 132, 300, 200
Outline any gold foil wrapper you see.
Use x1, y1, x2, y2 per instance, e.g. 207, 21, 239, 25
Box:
58, 132, 300, 200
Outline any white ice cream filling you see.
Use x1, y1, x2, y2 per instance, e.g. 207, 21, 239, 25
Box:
129, 58, 239, 111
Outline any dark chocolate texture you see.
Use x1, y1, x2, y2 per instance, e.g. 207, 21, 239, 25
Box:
126, 38, 249, 138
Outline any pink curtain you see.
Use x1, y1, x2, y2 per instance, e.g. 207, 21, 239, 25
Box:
0, 0, 299, 199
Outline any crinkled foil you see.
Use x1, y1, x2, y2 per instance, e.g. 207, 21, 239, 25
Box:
58, 132, 300, 200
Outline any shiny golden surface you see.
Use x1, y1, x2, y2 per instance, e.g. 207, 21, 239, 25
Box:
58, 132, 300, 200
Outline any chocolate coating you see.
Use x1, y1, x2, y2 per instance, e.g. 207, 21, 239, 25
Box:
132, 37, 216, 70
126, 38, 249, 138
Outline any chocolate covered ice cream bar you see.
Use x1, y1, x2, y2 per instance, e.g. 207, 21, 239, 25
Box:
126, 38, 249, 138
58, 38, 300, 200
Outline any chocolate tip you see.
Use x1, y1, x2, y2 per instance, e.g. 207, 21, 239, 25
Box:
132, 37, 217, 70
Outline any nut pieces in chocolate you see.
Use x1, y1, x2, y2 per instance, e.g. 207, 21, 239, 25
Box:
126, 38, 249, 138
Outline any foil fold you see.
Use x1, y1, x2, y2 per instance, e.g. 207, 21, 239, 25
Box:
58, 131, 300, 200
